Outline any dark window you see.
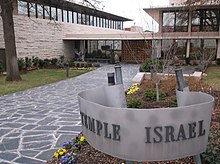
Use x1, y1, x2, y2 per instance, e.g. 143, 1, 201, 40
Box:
192, 9, 219, 32
162, 11, 188, 32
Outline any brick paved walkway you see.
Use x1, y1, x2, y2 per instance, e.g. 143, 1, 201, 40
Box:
0, 64, 139, 164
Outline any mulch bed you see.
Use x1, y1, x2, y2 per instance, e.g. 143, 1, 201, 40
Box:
75, 76, 219, 164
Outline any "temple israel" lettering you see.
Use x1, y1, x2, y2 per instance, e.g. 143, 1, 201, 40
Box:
80, 112, 206, 143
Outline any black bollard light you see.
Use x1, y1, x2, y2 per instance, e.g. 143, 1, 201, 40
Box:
114, 65, 123, 85
175, 68, 186, 91
66, 62, 69, 78
107, 72, 115, 86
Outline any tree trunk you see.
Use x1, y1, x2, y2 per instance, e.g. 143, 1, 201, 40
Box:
0, 0, 21, 81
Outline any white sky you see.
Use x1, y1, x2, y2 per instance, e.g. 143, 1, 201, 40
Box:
103, 0, 169, 31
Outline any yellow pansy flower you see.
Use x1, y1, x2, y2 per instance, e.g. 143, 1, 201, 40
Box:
59, 151, 64, 156
62, 148, 67, 153
54, 152, 59, 158
80, 136, 85, 142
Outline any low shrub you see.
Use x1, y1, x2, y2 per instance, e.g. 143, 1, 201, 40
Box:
43, 58, 51, 67
76, 62, 80, 68
32, 56, 39, 67
127, 97, 143, 109
87, 63, 92, 67
144, 88, 165, 101
51, 58, 58, 65
17, 58, 26, 71
169, 96, 177, 107
202, 130, 220, 164
185, 57, 191, 65
92, 63, 100, 67
139, 58, 163, 72
25, 57, 32, 68
216, 59, 220, 66
38, 59, 45, 68
0, 61, 4, 73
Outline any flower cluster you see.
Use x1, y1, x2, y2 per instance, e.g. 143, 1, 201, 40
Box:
126, 83, 139, 95
50, 135, 86, 164
54, 148, 67, 158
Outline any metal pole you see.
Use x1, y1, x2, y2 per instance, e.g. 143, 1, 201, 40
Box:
107, 72, 115, 86
66, 63, 69, 78
175, 68, 186, 91
193, 155, 202, 164
175, 68, 202, 164
114, 65, 123, 85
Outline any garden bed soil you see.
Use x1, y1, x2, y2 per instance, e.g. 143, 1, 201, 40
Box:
75, 76, 219, 164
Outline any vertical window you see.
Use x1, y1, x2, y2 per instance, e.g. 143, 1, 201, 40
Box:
44, 6, 49, 19
192, 9, 219, 32
162, 12, 175, 32
37, 4, 43, 18
81, 14, 85, 24
63, 10, 67, 22
192, 11, 200, 32
18, 1, 28, 15
90, 16, 94, 26
29, 3, 36, 16
204, 9, 219, 31
57, 9, 62, 22
176, 12, 188, 32
68, 11, 72, 23
51, 7, 56, 20
73, 12, 77, 23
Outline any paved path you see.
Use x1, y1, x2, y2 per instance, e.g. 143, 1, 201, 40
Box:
0, 64, 139, 164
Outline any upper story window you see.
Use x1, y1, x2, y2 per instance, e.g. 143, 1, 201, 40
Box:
176, 12, 188, 32
192, 9, 219, 32
17, 0, 124, 30
18, 1, 27, 14
163, 12, 175, 32
162, 11, 188, 32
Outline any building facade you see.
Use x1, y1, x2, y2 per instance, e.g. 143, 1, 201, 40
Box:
144, 0, 220, 63
1, 0, 148, 67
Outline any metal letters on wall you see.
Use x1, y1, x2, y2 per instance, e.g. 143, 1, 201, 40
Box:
78, 85, 214, 161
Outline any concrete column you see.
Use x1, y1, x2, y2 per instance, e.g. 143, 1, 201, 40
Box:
217, 39, 220, 59
188, 10, 192, 34
159, 11, 163, 33
80, 40, 85, 51
186, 39, 190, 58
156, 40, 162, 58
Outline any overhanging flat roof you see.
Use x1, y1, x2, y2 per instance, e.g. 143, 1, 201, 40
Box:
144, 4, 220, 23
21, 0, 132, 21
144, 4, 220, 12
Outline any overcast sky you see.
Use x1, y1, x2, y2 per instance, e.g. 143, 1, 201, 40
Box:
103, 0, 169, 31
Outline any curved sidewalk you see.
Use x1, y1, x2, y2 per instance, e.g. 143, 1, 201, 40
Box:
0, 64, 139, 164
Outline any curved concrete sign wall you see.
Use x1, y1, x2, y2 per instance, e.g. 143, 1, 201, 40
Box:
78, 85, 214, 161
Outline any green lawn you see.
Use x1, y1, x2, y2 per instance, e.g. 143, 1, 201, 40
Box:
204, 66, 220, 91
0, 69, 90, 95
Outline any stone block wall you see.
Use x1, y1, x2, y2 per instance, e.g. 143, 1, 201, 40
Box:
0, 15, 75, 59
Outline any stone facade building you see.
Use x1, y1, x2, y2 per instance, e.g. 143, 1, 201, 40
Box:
0, 0, 147, 67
